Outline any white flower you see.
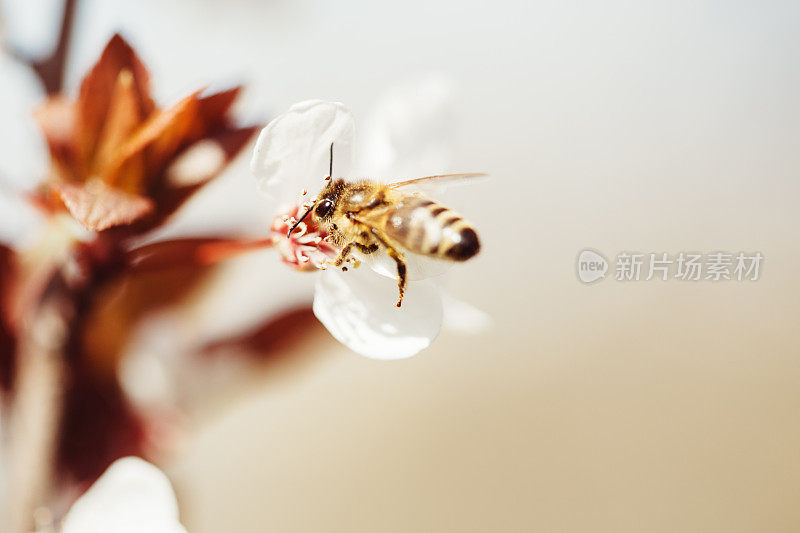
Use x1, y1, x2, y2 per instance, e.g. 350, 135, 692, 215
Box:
61, 457, 187, 533
312, 263, 444, 360
0, 51, 47, 249
251, 89, 485, 360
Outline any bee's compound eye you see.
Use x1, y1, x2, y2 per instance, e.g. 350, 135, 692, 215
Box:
315, 199, 334, 218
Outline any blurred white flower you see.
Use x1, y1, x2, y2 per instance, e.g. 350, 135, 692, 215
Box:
0, 52, 47, 190
251, 89, 485, 360
359, 75, 454, 180
0, 51, 47, 249
61, 457, 186, 533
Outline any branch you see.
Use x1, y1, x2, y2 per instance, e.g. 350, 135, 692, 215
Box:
8, 0, 77, 94
3, 289, 69, 533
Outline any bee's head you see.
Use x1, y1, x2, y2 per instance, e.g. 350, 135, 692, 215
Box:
312, 179, 345, 222
287, 179, 344, 237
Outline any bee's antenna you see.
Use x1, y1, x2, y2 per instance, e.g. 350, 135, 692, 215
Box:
329, 142, 334, 178
289, 142, 333, 238
287, 205, 314, 238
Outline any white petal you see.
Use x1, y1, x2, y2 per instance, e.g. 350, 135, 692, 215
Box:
251, 100, 355, 206
441, 292, 492, 334
0, 53, 47, 191
0, 0, 63, 58
0, 54, 47, 248
313, 268, 442, 360
62, 457, 187, 533
358, 76, 453, 180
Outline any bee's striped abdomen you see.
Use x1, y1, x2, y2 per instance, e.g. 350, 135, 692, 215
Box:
385, 197, 480, 261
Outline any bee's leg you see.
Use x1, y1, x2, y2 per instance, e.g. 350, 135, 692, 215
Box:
365, 229, 407, 307
386, 247, 407, 308
351, 220, 407, 307
333, 242, 354, 267
334, 234, 378, 270
354, 236, 379, 255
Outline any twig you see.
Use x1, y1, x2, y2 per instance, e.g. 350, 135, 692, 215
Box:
3, 290, 69, 533
2, 0, 78, 523
7, 0, 77, 94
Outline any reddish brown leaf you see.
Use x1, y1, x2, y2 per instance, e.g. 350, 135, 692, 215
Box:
126, 237, 238, 271
34, 96, 75, 149
197, 87, 242, 130
103, 92, 200, 190
80, 236, 271, 379
131, 125, 259, 232
201, 306, 320, 363
194, 238, 274, 264
77, 34, 154, 166
213, 124, 260, 158
144, 88, 248, 182
0, 244, 18, 324
0, 317, 15, 393
0, 245, 17, 391
126, 237, 273, 273
144, 94, 202, 179
53, 180, 154, 231
93, 70, 144, 190
81, 253, 212, 378
34, 97, 79, 181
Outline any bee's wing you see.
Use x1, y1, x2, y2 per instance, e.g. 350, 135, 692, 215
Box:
387, 172, 488, 195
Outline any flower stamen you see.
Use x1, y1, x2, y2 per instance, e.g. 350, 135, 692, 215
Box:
270, 204, 337, 271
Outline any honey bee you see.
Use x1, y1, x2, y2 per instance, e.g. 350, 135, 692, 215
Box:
289, 144, 483, 307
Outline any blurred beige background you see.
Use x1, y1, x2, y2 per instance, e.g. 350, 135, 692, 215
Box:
4, 0, 800, 531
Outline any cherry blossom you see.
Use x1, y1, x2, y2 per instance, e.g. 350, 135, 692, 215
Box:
61, 457, 187, 533
251, 90, 486, 360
